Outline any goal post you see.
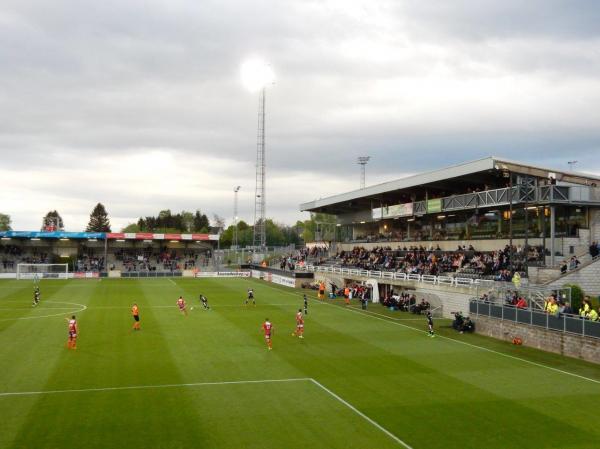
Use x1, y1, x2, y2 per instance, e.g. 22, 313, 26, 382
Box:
16, 264, 69, 280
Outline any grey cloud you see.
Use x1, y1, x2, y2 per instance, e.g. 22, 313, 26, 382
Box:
1, 0, 600, 229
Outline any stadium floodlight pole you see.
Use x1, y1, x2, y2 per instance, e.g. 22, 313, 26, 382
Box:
233, 186, 241, 248
241, 58, 275, 251
567, 160, 578, 171
357, 156, 370, 189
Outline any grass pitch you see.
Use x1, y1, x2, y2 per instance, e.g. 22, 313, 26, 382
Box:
0, 277, 599, 449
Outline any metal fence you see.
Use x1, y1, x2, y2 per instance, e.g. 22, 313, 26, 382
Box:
469, 300, 600, 339
296, 264, 495, 289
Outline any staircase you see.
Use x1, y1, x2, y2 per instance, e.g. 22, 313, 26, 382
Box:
545, 254, 600, 295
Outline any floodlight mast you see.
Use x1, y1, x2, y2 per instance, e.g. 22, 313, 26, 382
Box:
357, 156, 370, 189
568, 160, 578, 171
233, 186, 241, 248
252, 87, 267, 250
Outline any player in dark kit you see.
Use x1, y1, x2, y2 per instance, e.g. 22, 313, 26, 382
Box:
426, 311, 435, 337
199, 294, 210, 310
32, 286, 40, 307
245, 288, 256, 306
303, 294, 308, 315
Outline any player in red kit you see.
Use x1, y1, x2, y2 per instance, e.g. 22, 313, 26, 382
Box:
262, 319, 273, 350
65, 315, 78, 350
292, 309, 304, 339
177, 296, 187, 316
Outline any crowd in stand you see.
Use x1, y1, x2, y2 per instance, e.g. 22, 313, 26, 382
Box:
381, 289, 431, 314
1, 246, 50, 270
480, 290, 600, 322
114, 248, 209, 272
277, 246, 329, 270
76, 255, 105, 272
328, 245, 529, 281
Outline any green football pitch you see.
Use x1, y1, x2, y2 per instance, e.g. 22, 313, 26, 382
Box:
1, 277, 599, 449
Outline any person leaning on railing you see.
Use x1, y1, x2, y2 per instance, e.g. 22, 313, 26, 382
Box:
586, 308, 599, 321
545, 298, 559, 316
579, 299, 591, 318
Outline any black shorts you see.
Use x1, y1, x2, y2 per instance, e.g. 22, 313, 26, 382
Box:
134, 315, 140, 321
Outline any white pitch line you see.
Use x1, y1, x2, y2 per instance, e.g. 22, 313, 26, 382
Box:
168, 278, 177, 286
250, 279, 600, 385
0, 301, 87, 322
310, 378, 413, 449
0, 377, 312, 398
0, 375, 411, 447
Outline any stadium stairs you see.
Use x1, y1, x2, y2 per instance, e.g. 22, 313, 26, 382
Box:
541, 254, 600, 295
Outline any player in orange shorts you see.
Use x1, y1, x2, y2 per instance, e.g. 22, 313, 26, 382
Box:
262, 318, 274, 350
292, 309, 304, 339
65, 315, 78, 350
132, 303, 140, 330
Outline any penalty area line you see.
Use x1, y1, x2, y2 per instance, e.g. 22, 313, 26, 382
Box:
309, 378, 413, 449
0, 375, 412, 448
0, 377, 312, 398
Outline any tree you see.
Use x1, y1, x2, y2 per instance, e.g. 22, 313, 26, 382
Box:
564, 284, 585, 312
121, 223, 141, 233
193, 210, 210, 232
86, 203, 112, 232
41, 211, 64, 231
0, 213, 11, 231
300, 212, 336, 243
181, 211, 194, 232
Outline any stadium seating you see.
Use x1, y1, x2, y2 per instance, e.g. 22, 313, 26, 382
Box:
312, 245, 536, 280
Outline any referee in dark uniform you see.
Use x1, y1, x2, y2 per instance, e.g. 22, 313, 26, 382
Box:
426, 311, 435, 337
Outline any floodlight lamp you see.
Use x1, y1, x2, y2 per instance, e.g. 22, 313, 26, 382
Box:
241, 58, 275, 92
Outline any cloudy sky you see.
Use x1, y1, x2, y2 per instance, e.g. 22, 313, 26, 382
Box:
1, 0, 600, 231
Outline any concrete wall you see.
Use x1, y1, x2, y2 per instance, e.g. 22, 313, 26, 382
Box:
591, 209, 600, 243
474, 315, 600, 364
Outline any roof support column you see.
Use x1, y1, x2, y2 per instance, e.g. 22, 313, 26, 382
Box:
550, 206, 556, 267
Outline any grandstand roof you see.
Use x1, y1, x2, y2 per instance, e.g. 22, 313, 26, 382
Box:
0, 231, 219, 241
300, 156, 600, 214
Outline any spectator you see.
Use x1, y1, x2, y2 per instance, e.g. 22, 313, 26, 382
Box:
515, 297, 527, 309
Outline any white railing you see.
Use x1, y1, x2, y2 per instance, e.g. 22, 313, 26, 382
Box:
296, 264, 494, 289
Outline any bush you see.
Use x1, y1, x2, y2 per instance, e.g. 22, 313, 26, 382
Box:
563, 284, 585, 311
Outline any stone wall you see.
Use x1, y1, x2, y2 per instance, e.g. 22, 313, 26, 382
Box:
474, 315, 600, 364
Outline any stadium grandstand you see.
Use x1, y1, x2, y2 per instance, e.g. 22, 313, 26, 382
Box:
299, 157, 600, 282
0, 231, 219, 277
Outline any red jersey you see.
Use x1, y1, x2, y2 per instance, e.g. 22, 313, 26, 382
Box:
68, 319, 77, 335
262, 321, 273, 336
296, 312, 304, 325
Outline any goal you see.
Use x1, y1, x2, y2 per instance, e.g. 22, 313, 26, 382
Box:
16, 264, 69, 280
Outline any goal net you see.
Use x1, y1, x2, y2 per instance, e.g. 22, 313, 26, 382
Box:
17, 264, 69, 280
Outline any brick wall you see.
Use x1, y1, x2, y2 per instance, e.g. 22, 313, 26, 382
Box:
474, 315, 600, 364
